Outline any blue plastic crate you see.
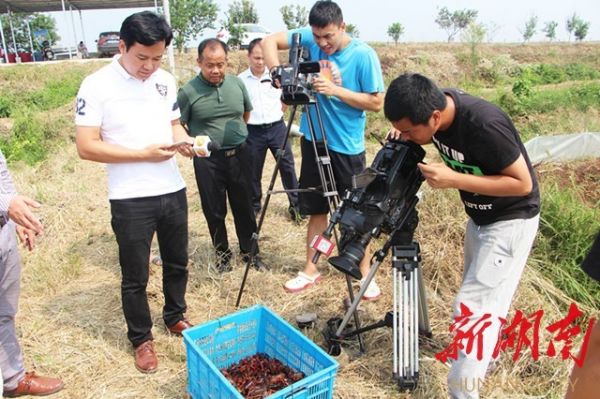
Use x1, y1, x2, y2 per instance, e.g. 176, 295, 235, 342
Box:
183, 304, 338, 399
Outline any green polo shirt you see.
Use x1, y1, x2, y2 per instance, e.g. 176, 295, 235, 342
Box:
178, 74, 252, 149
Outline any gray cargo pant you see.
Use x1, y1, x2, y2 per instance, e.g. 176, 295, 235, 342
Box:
0, 222, 25, 391
448, 214, 539, 399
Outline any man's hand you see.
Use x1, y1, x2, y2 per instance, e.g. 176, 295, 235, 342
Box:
16, 225, 37, 251
143, 143, 177, 162
162, 140, 195, 159
312, 76, 338, 97
7, 195, 43, 235
417, 162, 458, 189
270, 66, 281, 88
387, 127, 403, 141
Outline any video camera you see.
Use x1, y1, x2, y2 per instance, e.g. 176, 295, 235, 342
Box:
315, 140, 426, 280
271, 33, 320, 105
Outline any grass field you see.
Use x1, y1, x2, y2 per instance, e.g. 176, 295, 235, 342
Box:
0, 42, 599, 398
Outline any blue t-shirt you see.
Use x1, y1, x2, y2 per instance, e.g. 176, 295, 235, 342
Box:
288, 27, 384, 155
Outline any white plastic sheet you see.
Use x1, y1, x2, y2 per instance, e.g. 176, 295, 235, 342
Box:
524, 132, 600, 164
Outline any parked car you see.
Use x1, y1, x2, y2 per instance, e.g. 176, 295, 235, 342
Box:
239, 24, 271, 48
96, 31, 120, 58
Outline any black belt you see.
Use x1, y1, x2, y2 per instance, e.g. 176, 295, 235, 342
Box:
218, 142, 246, 157
247, 119, 283, 129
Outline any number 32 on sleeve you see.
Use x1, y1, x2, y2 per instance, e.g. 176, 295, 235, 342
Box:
76, 97, 86, 116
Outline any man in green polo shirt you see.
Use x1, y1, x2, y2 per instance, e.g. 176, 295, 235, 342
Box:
178, 38, 265, 272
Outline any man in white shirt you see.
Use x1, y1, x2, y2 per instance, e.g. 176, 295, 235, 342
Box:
238, 38, 302, 221
75, 11, 195, 374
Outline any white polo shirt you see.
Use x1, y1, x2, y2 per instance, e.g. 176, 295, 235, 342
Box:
75, 57, 185, 200
238, 67, 283, 125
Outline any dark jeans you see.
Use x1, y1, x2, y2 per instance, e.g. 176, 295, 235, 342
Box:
246, 121, 299, 212
110, 188, 189, 347
193, 143, 258, 255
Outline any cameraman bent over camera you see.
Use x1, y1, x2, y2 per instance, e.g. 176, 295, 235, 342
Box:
385, 73, 540, 399
263, 0, 385, 298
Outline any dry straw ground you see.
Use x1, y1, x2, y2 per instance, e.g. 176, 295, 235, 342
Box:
4, 43, 599, 399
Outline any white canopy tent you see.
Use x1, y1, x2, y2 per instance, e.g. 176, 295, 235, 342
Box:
0, 0, 175, 74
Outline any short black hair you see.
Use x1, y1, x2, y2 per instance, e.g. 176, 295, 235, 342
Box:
309, 1, 343, 28
248, 38, 262, 54
197, 38, 228, 59
384, 73, 448, 124
120, 11, 173, 50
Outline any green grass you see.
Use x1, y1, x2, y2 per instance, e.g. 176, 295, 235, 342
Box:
494, 81, 600, 119
534, 182, 600, 308
0, 63, 99, 164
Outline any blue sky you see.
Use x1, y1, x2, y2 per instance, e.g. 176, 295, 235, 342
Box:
48, 0, 599, 50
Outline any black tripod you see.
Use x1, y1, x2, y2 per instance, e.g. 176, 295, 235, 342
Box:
322, 206, 432, 391
235, 96, 366, 347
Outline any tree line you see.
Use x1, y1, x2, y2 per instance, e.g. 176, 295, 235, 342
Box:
0, 1, 593, 54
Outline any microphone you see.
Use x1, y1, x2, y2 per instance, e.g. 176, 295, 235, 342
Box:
193, 135, 220, 157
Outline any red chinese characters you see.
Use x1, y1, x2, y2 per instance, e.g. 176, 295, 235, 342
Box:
435, 303, 595, 366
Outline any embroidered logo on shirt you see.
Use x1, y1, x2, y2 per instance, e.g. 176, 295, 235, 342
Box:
155, 83, 168, 97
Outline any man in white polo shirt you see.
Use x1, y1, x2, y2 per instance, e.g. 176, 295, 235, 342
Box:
238, 38, 302, 221
75, 11, 195, 374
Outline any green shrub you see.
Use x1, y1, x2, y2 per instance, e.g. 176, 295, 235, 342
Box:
0, 95, 12, 118
495, 81, 600, 118
24, 73, 84, 111
515, 63, 600, 86
0, 107, 71, 165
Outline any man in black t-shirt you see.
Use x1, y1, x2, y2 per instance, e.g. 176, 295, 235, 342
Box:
384, 73, 540, 399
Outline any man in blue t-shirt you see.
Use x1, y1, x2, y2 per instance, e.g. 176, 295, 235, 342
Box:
262, 0, 385, 298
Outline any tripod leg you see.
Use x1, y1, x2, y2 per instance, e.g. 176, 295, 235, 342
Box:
345, 275, 365, 352
392, 244, 421, 391
417, 265, 432, 337
334, 257, 384, 338
235, 106, 299, 308
393, 262, 400, 379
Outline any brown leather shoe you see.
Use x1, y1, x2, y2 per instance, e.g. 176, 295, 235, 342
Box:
166, 319, 194, 336
134, 340, 158, 374
4, 371, 64, 397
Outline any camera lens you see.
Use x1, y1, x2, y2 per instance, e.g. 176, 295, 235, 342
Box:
328, 240, 364, 280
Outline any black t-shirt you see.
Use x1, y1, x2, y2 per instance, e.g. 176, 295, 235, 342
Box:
432, 89, 540, 225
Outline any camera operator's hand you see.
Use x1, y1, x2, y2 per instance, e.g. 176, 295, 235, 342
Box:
417, 162, 459, 189
386, 127, 403, 141
270, 66, 281, 88
313, 76, 338, 97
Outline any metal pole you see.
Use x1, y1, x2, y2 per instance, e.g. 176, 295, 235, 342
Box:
162, 0, 176, 76
0, 13, 9, 63
26, 18, 35, 62
60, 0, 72, 59
78, 10, 86, 44
69, 4, 78, 58
7, 6, 20, 63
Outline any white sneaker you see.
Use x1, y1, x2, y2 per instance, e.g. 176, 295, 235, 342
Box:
360, 278, 382, 301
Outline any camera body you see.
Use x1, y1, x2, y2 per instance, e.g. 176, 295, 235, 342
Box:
327, 140, 426, 279
272, 33, 320, 105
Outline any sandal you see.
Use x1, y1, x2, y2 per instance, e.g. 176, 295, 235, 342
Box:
360, 278, 382, 301
284, 272, 322, 293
